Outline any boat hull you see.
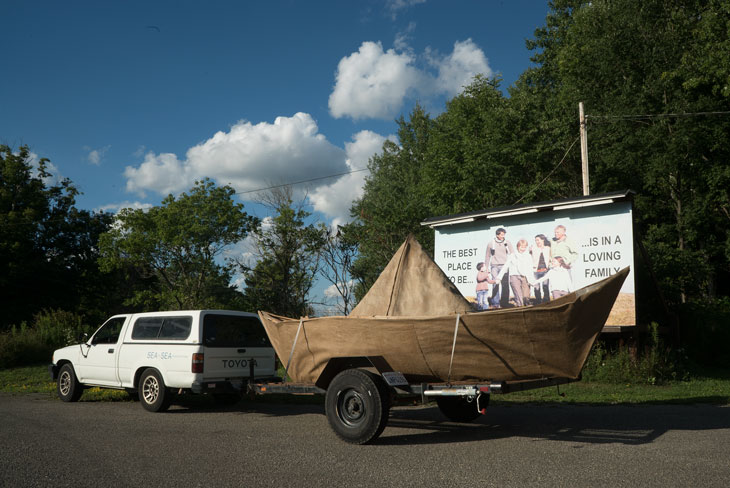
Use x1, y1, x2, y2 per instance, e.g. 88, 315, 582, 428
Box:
259, 268, 629, 384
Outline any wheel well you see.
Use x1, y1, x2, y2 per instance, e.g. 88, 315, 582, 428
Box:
315, 356, 394, 390
133, 367, 159, 389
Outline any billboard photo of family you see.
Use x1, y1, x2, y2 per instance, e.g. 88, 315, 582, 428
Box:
433, 201, 636, 326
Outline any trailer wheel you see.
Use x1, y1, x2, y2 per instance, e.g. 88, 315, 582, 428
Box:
436, 394, 488, 422
57, 363, 83, 402
325, 369, 390, 444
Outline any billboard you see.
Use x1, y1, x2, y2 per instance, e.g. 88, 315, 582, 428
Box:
432, 200, 636, 326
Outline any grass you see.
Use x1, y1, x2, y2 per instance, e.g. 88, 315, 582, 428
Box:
2, 364, 729, 406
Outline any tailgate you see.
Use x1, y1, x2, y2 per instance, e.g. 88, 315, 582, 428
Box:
201, 313, 276, 379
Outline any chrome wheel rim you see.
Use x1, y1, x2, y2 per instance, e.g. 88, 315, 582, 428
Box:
59, 371, 71, 396
142, 375, 159, 404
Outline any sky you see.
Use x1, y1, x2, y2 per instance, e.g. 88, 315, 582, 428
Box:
2, 0, 551, 306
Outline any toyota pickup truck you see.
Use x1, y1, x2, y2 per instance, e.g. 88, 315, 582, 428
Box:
49, 310, 276, 411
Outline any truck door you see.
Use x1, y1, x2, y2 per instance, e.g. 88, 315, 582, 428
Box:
76, 316, 126, 386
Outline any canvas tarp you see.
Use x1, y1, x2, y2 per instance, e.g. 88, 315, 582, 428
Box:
258, 237, 629, 385
349, 235, 473, 317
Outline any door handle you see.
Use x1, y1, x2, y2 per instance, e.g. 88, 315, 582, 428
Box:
237, 348, 246, 353
108, 348, 114, 353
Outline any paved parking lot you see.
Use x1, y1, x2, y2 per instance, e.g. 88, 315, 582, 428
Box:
1, 393, 729, 487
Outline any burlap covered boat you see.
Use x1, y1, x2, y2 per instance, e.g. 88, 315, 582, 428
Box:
259, 236, 628, 385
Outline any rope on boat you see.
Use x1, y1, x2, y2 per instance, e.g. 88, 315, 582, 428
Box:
285, 318, 304, 379
447, 313, 461, 384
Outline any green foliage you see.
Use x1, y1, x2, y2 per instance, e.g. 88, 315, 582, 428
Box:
582, 324, 689, 385
0, 310, 89, 369
0, 145, 115, 329
98, 179, 256, 310
678, 297, 730, 366
240, 187, 324, 317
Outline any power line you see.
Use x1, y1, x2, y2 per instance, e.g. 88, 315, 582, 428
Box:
587, 110, 730, 121
512, 136, 581, 206
235, 167, 369, 196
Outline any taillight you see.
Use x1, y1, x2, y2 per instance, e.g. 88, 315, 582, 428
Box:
192, 353, 204, 373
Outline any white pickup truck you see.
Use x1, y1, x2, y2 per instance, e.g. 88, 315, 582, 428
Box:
49, 310, 276, 412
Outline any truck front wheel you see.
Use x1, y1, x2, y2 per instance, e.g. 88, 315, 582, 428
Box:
325, 369, 389, 445
139, 369, 172, 412
57, 364, 83, 402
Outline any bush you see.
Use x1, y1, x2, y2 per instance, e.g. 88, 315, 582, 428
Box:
679, 298, 730, 367
0, 310, 90, 369
582, 323, 689, 385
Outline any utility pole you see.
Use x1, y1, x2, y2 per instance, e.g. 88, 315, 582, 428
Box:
579, 102, 589, 196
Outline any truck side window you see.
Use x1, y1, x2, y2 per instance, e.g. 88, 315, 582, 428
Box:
132, 316, 192, 340
159, 317, 192, 340
91, 317, 125, 345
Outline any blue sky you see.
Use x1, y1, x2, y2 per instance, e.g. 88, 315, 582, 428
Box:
2, 0, 550, 305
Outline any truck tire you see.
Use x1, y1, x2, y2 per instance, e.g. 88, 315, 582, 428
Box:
57, 363, 83, 402
436, 394, 488, 422
325, 369, 390, 444
139, 368, 172, 412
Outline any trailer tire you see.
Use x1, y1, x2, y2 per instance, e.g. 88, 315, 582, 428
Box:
325, 369, 389, 444
57, 363, 83, 402
436, 394, 487, 422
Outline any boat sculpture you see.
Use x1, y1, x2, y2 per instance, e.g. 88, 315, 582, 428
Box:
259, 236, 629, 385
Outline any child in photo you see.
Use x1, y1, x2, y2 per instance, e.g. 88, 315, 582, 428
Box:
475, 262, 493, 311
531, 256, 573, 299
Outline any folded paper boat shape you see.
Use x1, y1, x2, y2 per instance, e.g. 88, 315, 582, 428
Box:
259, 236, 629, 384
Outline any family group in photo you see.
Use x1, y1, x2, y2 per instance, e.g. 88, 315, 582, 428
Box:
475, 224, 579, 310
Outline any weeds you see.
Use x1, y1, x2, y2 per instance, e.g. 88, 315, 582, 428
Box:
582, 323, 689, 385
0, 310, 92, 369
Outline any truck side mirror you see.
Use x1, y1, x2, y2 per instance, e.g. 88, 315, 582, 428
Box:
78, 332, 89, 343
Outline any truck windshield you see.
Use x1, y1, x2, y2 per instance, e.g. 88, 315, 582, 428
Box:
203, 314, 271, 348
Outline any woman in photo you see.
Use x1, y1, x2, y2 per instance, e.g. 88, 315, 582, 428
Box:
531, 234, 551, 304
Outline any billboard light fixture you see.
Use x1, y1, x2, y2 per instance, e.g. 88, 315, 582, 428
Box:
486, 208, 539, 219
552, 198, 615, 211
431, 217, 476, 227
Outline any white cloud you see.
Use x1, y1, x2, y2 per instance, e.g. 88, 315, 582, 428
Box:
386, 0, 426, 20
97, 201, 154, 214
431, 39, 492, 96
328, 41, 423, 120
308, 130, 394, 226
329, 39, 491, 120
25, 151, 63, 186
84, 145, 111, 165
124, 113, 346, 198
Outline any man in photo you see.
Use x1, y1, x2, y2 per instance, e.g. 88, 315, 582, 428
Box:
552, 224, 578, 273
485, 227, 514, 308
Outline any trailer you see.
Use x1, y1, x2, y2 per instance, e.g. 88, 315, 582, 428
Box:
247, 355, 577, 444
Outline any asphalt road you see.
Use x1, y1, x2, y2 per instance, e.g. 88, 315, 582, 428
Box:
1, 393, 729, 487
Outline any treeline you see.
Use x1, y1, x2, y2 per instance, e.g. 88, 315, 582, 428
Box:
1, 0, 729, 364
347, 0, 730, 360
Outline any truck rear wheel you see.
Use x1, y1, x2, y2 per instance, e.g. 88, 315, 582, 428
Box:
139, 368, 172, 412
325, 369, 389, 445
57, 363, 83, 402
436, 394, 487, 422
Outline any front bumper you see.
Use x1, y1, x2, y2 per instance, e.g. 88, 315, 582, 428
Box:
48, 364, 59, 381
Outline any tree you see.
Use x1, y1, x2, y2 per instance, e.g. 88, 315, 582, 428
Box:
0, 145, 114, 328
98, 179, 256, 309
350, 105, 437, 299
318, 223, 359, 315
239, 186, 324, 317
